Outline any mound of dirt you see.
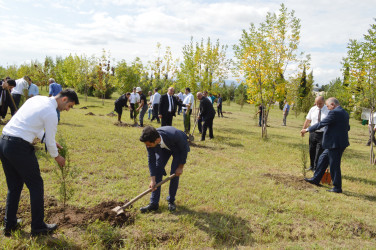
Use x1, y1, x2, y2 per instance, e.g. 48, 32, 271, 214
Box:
0, 197, 135, 229
107, 112, 117, 117
85, 112, 95, 116
80, 106, 88, 109
114, 122, 133, 127
264, 173, 318, 190
46, 199, 135, 228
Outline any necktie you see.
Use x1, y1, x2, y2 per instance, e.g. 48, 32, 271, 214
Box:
169, 95, 172, 112
318, 108, 321, 122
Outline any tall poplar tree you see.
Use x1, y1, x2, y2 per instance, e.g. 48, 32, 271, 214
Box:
234, 4, 302, 138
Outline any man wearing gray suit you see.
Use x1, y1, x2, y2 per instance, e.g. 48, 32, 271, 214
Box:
301, 97, 350, 193
139, 126, 190, 212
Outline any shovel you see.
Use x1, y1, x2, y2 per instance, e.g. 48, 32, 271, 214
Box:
112, 174, 176, 215
189, 112, 201, 142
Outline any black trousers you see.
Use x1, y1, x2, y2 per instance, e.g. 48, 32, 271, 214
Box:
0, 136, 45, 230
130, 103, 136, 119
151, 104, 160, 122
198, 117, 202, 133
11, 94, 21, 109
217, 105, 223, 117
309, 132, 324, 169
161, 113, 173, 126
202, 117, 214, 140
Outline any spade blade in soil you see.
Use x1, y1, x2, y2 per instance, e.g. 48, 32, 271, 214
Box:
112, 174, 176, 215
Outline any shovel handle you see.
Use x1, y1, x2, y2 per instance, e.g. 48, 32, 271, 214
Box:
120, 174, 176, 210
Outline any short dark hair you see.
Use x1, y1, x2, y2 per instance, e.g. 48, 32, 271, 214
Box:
126, 92, 131, 96
57, 89, 79, 105
24, 76, 31, 82
7, 79, 16, 87
139, 126, 160, 143
154, 88, 158, 92
185, 87, 190, 92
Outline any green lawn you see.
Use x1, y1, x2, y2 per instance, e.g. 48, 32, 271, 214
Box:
0, 93, 375, 249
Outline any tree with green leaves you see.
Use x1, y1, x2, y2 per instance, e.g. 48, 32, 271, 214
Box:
234, 4, 302, 138
342, 19, 376, 163
93, 50, 116, 104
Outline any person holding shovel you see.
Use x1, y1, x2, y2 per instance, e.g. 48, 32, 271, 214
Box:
139, 126, 190, 212
0, 89, 79, 236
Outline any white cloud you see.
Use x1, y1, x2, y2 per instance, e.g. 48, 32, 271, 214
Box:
1, 0, 376, 85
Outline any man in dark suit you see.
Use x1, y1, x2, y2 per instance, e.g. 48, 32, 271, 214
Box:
139, 126, 190, 212
197, 92, 216, 141
301, 97, 350, 193
158, 87, 178, 126
0, 78, 17, 120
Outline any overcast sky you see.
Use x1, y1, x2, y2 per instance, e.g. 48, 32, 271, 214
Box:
0, 0, 375, 85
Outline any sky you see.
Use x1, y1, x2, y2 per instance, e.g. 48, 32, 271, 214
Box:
0, 0, 375, 85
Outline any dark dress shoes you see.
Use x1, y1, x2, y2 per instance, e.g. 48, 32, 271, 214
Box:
327, 188, 342, 193
168, 202, 176, 212
140, 203, 159, 213
31, 223, 58, 237
4, 219, 22, 237
304, 178, 321, 186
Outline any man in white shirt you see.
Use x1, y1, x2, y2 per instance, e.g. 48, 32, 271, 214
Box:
182, 87, 194, 134
0, 89, 79, 236
302, 96, 329, 171
129, 87, 140, 122
11, 76, 31, 109
150, 88, 161, 123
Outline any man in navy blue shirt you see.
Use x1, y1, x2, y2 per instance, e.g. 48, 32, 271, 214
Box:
139, 126, 190, 212
48, 78, 63, 122
282, 101, 290, 126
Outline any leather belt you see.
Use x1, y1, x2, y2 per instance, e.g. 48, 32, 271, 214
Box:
1, 135, 30, 144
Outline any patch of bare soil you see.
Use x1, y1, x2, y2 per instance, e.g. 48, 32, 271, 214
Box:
114, 122, 133, 127
222, 111, 232, 114
0, 197, 135, 229
263, 173, 317, 190
85, 112, 95, 116
107, 112, 116, 117
45, 198, 135, 228
80, 106, 88, 109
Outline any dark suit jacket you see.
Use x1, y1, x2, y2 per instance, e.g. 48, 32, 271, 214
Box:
147, 126, 190, 176
158, 94, 177, 117
308, 106, 350, 149
199, 97, 216, 121
0, 81, 15, 118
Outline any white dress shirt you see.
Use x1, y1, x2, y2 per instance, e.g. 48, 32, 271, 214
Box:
306, 105, 329, 132
177, 92, 184, 101
129, 92, 140, 104
159, 136, 170, 150
183, 93, 194, 110
152, 92, 161, 105
12, 78, 29, 95
168, 94, 173, 112
2, 96, 59, 157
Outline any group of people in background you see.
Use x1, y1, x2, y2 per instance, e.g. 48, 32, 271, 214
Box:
114, 87, 223, 141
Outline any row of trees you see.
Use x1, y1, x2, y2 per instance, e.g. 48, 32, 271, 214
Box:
1, 4, 319, 138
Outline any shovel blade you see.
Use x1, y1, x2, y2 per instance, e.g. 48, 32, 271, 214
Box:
111, 206, 124, 215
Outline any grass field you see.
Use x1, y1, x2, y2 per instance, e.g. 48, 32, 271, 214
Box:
0, 92, 375, 249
